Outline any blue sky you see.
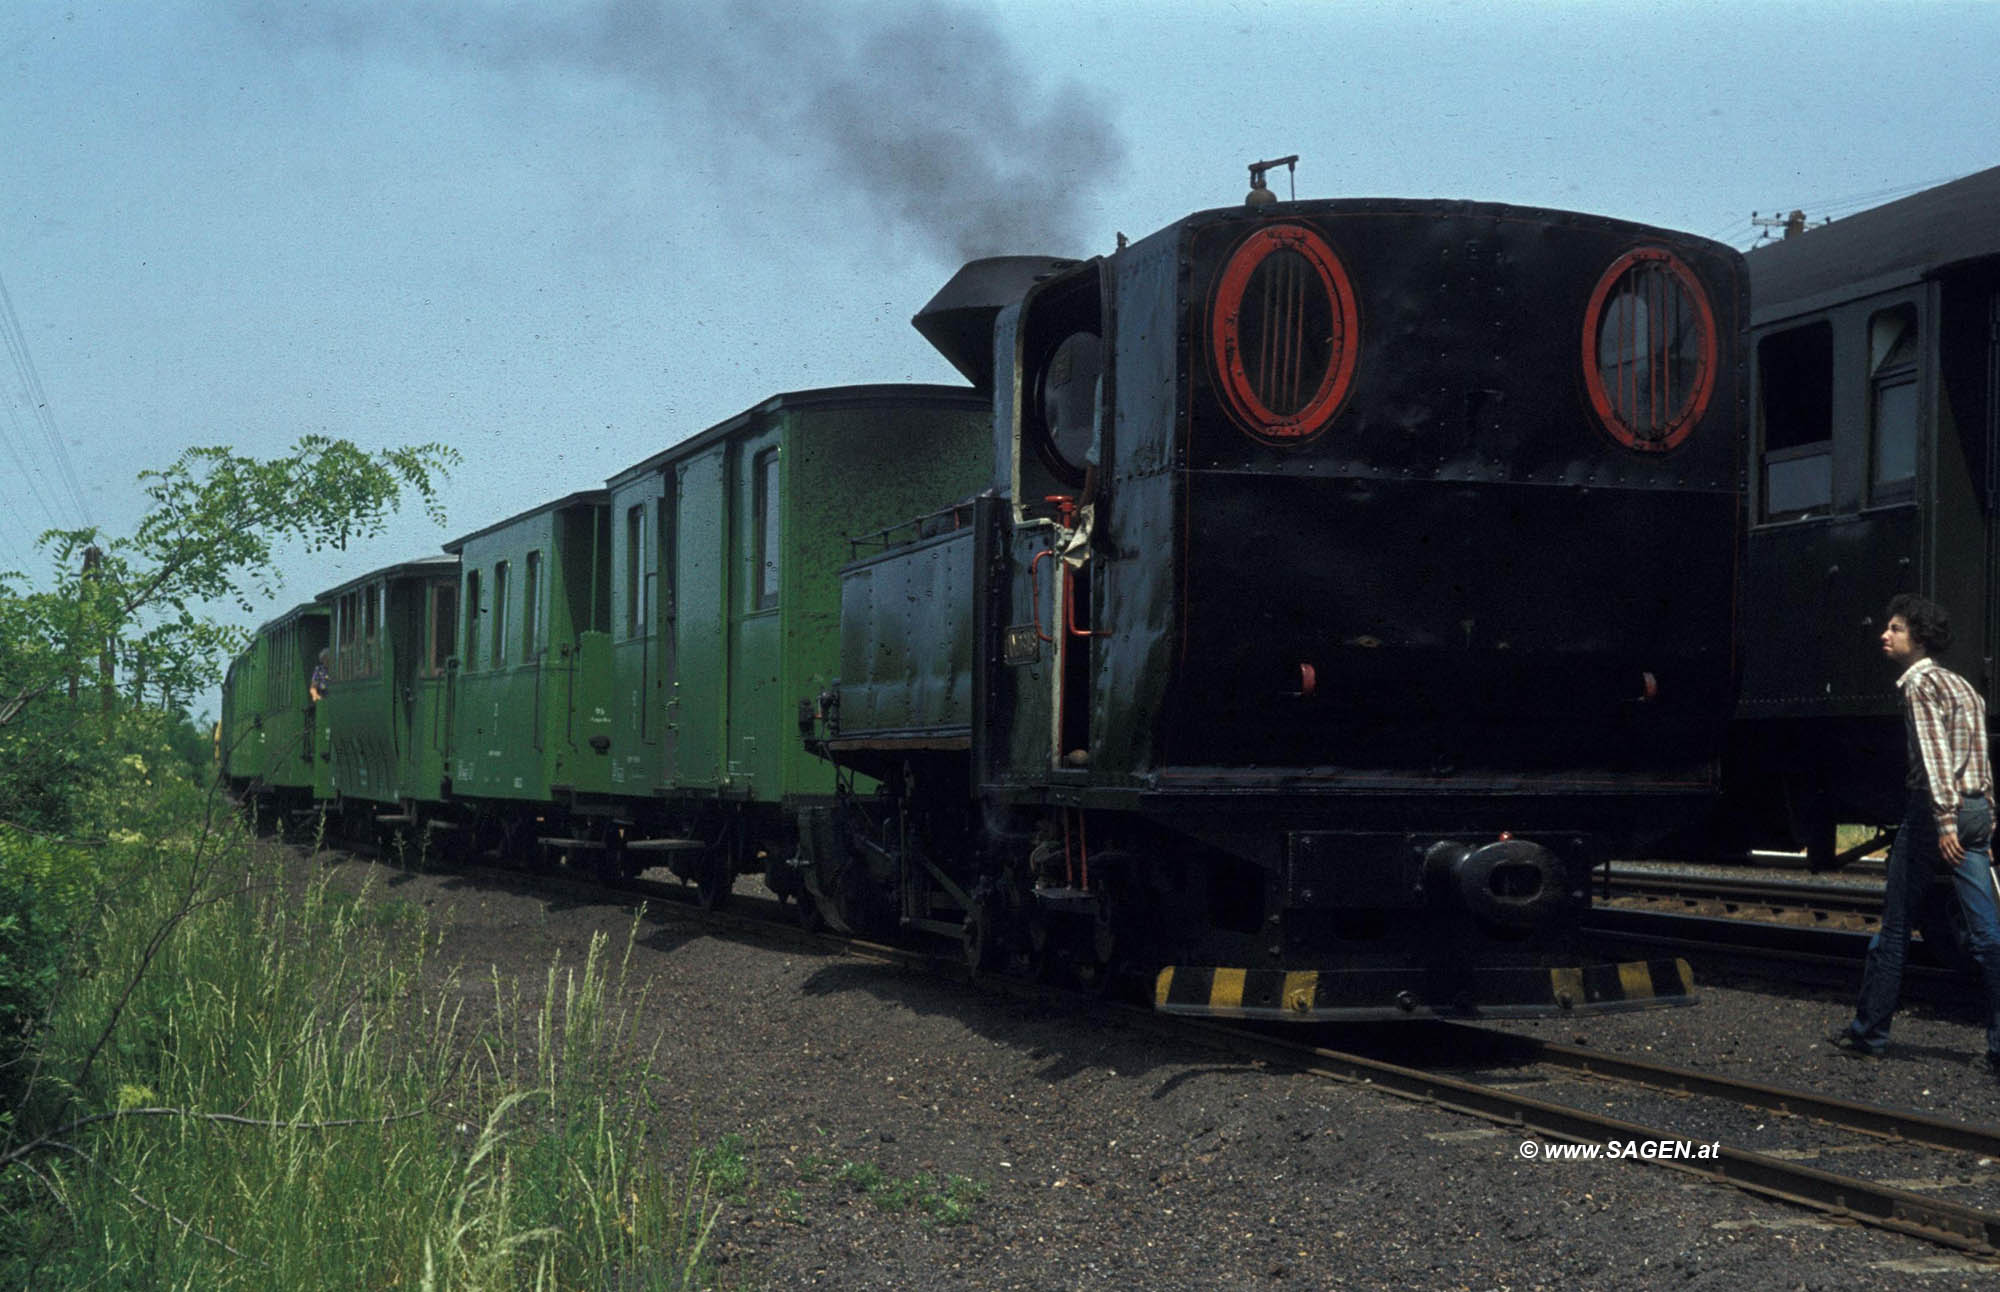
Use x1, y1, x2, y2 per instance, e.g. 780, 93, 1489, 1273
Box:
3, 0, 1994, 715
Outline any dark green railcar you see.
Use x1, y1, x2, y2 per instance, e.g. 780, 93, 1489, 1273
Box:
602, 384, 988, 900
220, 601, 331, 825
444, 490, 615, 849
316, 555, 459, 830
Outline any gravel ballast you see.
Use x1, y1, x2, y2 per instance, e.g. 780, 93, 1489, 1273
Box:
310, 849, 2000, 1289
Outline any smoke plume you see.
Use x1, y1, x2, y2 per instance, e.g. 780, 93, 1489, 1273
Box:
243, 0, 1128, 262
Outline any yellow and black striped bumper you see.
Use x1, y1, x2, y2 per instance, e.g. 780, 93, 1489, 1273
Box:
1153, 958, 1695, 1021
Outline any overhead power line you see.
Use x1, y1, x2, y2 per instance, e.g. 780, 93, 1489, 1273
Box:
0, 270, 92, 533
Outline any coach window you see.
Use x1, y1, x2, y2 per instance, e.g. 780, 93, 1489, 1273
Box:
363, 583, 382, 677
754, 448, 780, 611
464, 571, 482, 669
492, 561, 511, 667
1868, 306, 1919, 505
430, 580, 457, 674
337, 591, 358, 679
1758, 321, 1834, 521
523, 550, 542, 658
625, 504, 646, 637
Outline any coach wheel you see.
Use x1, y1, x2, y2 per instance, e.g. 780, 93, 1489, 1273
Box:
695, 850, 733, 912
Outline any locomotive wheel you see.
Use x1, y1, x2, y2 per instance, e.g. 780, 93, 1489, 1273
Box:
1026, 911, 1063, 983
796, 891, 827, 932
962, 905, 1003, 976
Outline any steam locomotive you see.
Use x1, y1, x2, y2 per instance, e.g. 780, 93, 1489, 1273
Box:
224, 179, 1747, 1020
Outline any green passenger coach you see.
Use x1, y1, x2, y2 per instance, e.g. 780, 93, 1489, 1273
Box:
602, 384, 989, 898
316, 555, 460, 829
220, 601, 330, 824
444, 490, 615, 845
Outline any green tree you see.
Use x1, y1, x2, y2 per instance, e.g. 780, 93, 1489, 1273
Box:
0, 436, 457, 741
0, 435, 455, 1097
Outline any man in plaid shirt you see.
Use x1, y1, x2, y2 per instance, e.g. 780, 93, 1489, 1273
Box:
1830, 594, 2000, 1072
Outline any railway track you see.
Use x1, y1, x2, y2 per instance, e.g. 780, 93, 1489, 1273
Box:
347, 841, 2000, 1261
1582, 861, 1977, 981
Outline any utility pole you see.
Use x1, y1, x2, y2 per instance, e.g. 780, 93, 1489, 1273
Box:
82, 543, 115, 714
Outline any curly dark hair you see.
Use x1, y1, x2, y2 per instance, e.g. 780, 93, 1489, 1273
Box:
1886, 593, 1952, 654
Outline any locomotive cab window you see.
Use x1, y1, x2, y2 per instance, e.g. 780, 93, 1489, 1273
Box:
1758, 321, 1834, 521
1869, 306, 1919, 505
1017, 262, 1106, 520
1582, 247, 1715, 452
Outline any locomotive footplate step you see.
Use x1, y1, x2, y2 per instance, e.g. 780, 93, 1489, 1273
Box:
1153, 959, 1695, 1022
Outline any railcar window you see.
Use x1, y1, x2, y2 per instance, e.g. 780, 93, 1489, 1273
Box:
464, 570, 482, 669
430, 580, 457, 674
336, 591, 359, 679
754, 448, 780, 611
1759, 322, 1834, 520
524, 550, 542, 658
492, 561, 510, 667
363, 583, 381, 677
1869, 307, 1919, 504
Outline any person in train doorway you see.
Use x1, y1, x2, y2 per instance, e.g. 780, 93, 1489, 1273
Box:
309, 649, 331, 704
1828, 594, 2000, 1075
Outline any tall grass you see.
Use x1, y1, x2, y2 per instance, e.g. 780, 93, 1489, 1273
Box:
0, 819, 721, 1290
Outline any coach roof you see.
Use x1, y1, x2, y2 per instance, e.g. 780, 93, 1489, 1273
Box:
605, 383, 985, 491
1748, 164, 2000, 324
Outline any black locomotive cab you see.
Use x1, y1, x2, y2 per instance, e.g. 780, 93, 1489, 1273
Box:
824, 193, 1750, 1020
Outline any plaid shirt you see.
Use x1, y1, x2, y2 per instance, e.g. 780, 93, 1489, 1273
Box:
1898, 656, 1994, 836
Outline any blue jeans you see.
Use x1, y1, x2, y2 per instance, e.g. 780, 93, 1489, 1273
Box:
1849, 791, 2000, 1057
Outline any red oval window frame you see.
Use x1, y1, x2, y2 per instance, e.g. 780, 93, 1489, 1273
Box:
1581, 247, 1717, 454
1209, 223, 1361, 444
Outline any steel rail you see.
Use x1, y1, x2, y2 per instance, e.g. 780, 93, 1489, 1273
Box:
1170, 1014, 2000, 1258
1433, 1020, 2000, 1157
1600, 870, 1885, 915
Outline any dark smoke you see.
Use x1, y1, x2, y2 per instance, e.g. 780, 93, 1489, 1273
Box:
241, 0, 1127, 262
